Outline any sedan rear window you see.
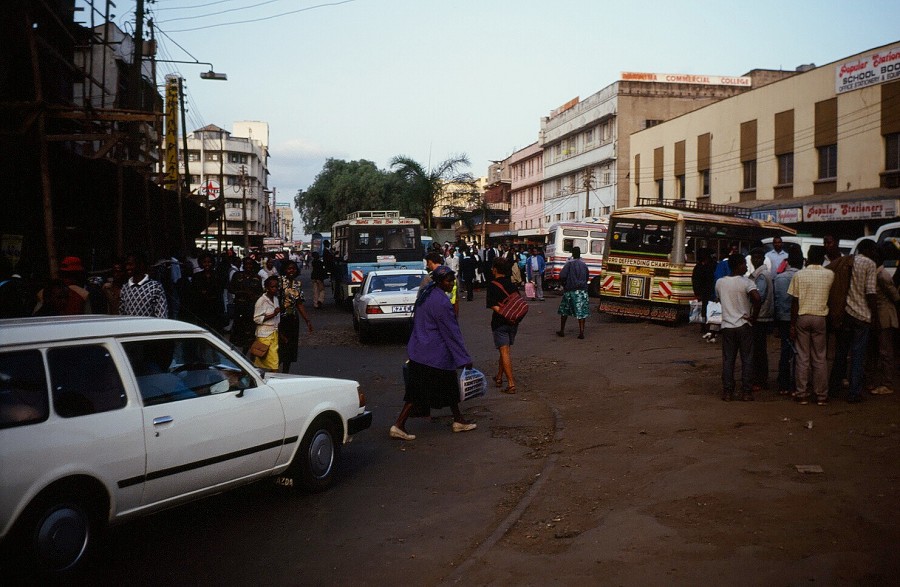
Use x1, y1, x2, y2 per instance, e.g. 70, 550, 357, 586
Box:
0, 350, 49, 429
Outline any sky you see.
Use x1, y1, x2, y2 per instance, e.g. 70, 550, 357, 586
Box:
77, 0, 900, 238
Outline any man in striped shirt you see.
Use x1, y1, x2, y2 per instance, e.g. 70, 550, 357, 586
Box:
119, 252, 169, 318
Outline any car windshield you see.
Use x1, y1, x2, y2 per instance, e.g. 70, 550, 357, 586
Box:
367, 274, 423, 293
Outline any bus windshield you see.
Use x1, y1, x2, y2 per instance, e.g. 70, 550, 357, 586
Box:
609, 220, 674, 255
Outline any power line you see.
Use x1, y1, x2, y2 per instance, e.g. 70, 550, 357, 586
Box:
158, 0, 286, 22
160, 0, 356, 33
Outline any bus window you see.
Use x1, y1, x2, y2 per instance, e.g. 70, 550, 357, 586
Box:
610, 221, 673, 254
384, 226, 416, 250
356, 230, 373, 249
589, 239, 604, 255
563, 238, 588, 253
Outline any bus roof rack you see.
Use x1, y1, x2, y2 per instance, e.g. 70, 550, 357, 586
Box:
635, 198, 752, 219
347, 210, 400, 219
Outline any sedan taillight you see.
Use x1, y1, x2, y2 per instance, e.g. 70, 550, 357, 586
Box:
357, 387, 366, 408
365, 305, 384, 315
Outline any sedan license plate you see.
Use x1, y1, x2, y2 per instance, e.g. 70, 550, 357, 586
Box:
392, 305, 413, 313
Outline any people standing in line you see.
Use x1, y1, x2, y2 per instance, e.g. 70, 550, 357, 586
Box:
526, 247, 546, 301
119, 252, 169, 318
390, 265, 476, 441
556, 246, 590, 339
310, 251, 328, 309
828, 238, 878, 403
460, 246, 477, 302
822, 234, 843, 267
691, 248, 717, 341
102, 259, 128, 316
765, 236, 789, 274
788, 247, 835, 405
487, 257, 519, 394
773, 247, 803, 394
749, 247, 774, 391
715, 254, 761, 402
184, 251, 226, 334
277, 260, 313, 374
865, 243, 899, 396
252, 276, 281, 372
228, 257, 263, 353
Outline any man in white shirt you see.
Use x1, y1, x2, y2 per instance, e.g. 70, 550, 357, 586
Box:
765, 236, 789, 274
715, 254, 761, 402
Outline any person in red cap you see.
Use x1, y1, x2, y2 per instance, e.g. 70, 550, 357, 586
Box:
33, 256, 91, 315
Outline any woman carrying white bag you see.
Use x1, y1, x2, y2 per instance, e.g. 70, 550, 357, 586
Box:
390, 265, 478, 441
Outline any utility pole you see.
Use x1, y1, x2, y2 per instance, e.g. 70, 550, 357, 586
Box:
241, 165, 249, 250
177, 77, 189, 255
582, 166, 595, 219
129, 0, 144, 112
218, 132, 225, 253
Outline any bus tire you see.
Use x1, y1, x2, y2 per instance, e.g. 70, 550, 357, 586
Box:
588, 275, 603, 298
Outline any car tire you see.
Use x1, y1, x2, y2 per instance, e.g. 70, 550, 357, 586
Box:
14, 485, 102, 577
289, 415, 341, 492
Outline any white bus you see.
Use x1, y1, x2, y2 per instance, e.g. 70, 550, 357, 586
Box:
543, 219, 608, 295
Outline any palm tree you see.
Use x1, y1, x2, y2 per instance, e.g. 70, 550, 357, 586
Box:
390, 154, 474, 230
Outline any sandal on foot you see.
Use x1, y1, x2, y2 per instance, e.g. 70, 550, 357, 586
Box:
493, 375, 503, 388
501, 386, 517, 394
556, 330, 564, 337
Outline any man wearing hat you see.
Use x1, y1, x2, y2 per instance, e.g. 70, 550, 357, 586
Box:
33, 256, 92, 315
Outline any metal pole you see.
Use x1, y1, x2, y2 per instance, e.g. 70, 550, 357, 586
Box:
241, 165, 249, 250
177, 77, 189, 255
218, 132, 224, 253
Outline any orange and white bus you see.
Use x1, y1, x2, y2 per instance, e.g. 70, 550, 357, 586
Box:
543, 220, 608, 294
598, 199, 795, 322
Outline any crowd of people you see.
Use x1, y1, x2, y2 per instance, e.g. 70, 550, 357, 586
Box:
0, 247, 320, 374
693, 236, 899, 404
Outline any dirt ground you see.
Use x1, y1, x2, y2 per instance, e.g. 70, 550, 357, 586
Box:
446, 303, 900, 586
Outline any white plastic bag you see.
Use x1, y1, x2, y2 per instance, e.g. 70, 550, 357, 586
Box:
706, 301, 723, 325
459, 367, 486, 402
689, 300, 703, 324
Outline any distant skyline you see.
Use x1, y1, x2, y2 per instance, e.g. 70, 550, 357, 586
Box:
77, 0, 900, 237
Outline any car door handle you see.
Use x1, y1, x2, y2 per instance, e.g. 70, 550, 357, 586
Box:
153, 416, 174, 426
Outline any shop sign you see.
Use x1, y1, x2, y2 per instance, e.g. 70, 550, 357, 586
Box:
225, 209, 244, 221
620, 72, 751, 87
836, 44, 900, 93
750, 208, 802, 224
803, 199, 898, 222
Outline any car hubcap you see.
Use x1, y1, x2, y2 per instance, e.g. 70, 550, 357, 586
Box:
308, 430, 334, 479
36, 505, 89, 571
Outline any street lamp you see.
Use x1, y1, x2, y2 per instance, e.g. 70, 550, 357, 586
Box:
155, 59, 228, 81
200, 70, 228, 81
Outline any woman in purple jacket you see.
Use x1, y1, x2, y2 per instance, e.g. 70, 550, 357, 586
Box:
390, 265, 476, 440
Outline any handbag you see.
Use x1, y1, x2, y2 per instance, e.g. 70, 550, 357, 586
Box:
705, 301, 723, 325
249, 339, 270, 357
689, 300, 703, 324
491, 280, 529, 324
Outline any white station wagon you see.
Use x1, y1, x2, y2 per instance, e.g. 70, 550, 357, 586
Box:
0, 316, 372, 575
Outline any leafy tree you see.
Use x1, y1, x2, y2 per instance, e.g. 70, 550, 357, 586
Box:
389, 154, 475, 230
294, 158, 396, 232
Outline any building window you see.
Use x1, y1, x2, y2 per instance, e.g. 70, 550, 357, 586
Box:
602, 206, 611, 215
187, 151, 200, 162
777, 153, 794, 185
206, 152, 220, 162
229, 153, 248, 164
818, 144, 837, 179
645, 119, 662, 129
676, 174, 686, 200
585, 128, 594, 145
743, 160, 757, 190
700, 170, 710, 196
656, 179, 664, 200
555, 213, 562, 222
568, 211, 576, 220
190, 175, 201, 184
545, 215, 551, 225
884, 133, 900, 188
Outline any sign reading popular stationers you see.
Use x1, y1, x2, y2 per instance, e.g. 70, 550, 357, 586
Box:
804, 199, 898, 222
836, 43, 900, 94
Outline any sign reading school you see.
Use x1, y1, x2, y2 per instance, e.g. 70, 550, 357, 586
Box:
835, 43, 900, 94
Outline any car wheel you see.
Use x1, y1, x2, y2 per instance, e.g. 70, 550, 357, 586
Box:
16, 486, 101, 576
289, 416, 340, 492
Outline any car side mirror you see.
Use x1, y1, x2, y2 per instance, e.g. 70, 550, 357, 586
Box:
236, 374, 253, 398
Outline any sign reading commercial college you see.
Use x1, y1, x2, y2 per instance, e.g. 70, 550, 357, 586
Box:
620, 72, 752, 87
803, 199, 898, 222
835, 43, 900, 94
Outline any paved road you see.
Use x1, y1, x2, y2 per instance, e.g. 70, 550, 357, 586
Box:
67, 278, 900, 585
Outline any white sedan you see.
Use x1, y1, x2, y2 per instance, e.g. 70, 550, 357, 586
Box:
0, 315, 372, 577
352, 269, 427, 342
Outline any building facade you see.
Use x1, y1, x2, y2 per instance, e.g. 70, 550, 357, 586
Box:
629, 41, 900, 237
508, 142, 545, 244
537, 72, 792, 227
180, 122, 271, 249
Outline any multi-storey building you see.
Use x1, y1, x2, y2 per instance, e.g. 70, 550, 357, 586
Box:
538, 71, 793, 227
180, 121, 271, 249
508, 142, 544, 244
630, 41, 900, 237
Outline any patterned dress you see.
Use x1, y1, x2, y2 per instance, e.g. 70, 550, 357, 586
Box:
278, 276, 304, 364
